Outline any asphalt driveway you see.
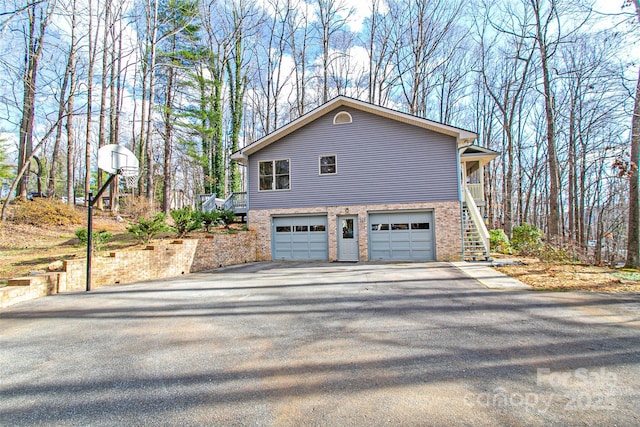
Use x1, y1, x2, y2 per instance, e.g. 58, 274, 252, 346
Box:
1, 262, 639, 426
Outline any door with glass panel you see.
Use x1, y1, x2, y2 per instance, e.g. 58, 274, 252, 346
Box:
338, 215, 359, 261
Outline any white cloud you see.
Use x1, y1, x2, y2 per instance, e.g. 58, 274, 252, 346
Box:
0, 132, 18, 152
255, 0, 374, 33
342, 0, 374, 32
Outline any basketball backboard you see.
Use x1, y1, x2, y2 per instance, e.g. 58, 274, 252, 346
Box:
97, 144, 139, 175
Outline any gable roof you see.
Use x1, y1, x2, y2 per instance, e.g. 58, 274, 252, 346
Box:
460, 145, 499, 166
231, 96, 478, 164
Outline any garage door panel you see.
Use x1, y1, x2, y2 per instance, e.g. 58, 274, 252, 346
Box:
292, 234, 310, 243
369, 212, 434, 261
393, 250, 412, 259
273, 216, 328, 260
308, 234, 327, 243
390, 232, 410, 241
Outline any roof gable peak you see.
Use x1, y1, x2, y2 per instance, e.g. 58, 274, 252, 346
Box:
231, 96, 477, 163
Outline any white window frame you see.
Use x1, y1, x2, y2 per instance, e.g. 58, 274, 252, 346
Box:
333, 111, 352, 124
258, 158, 291, 191
319, 154, 337, 175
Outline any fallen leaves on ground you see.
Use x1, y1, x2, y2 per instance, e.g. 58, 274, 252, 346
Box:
493, 258, 640, 293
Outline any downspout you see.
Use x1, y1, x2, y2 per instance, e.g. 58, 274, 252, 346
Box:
245, 161, 250, 228
456, 144, 465, 261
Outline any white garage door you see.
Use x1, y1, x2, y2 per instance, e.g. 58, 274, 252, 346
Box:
369, 212, 434, 260
272, 216, 328, 260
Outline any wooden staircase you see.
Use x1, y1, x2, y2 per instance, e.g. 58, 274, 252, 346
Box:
200, 192, 247, 216
462, 188, 491, 261
462, 202, 491, 262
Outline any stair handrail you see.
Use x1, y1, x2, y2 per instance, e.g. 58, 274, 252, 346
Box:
222, 192, 247, 212
464, 187, 490, 255
201, 194, 217, 213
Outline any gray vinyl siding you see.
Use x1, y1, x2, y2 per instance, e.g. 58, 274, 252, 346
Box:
248, 107, 459, 210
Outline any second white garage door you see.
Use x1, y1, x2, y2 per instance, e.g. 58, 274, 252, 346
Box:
272, 215, 328, 260
369, 211, 435, 260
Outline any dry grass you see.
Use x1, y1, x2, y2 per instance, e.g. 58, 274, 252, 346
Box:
0, 212, 134, 284
0, 202, 247, 285
493, 257, 640, 293
10, 198, 83, 226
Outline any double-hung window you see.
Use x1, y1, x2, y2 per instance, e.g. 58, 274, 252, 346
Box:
259, 159, 290, 191
319, 155, 337, 175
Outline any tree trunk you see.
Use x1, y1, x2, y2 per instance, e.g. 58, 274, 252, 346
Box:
624, 0, 640, 268
568, 91, 576, 242
17, 4, 51, 199
137, 60, 148, 197
145, 7, 158, 202
110, 10, 125, 213
626, 65, 640, 269
66, 0, 77, 207
97, 0, 112, 210
162, 62, 174, 215
531, 0, 561, 242
227, 12, 245, 194
84, 0, 95, 206
47, 65, 70, 198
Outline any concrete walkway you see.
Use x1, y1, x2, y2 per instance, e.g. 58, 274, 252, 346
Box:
1, 262, 638, 426
452, 261, 531, 290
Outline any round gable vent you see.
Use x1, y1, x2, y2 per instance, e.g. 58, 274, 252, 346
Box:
333, 111, 352, 125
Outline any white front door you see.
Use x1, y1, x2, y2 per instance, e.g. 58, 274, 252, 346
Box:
338, 216, 359, 261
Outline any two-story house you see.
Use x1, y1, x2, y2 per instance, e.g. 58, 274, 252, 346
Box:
231, 96, 497, 262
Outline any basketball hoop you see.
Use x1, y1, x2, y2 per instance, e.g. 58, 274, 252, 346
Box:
118, 166, 139, 191
87, 144, 141, 292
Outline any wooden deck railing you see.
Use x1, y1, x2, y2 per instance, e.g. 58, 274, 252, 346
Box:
223, 192, 247, 214
466, 183, 484, 203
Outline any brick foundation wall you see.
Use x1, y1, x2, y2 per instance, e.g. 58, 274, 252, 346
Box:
248, 201, 462, 262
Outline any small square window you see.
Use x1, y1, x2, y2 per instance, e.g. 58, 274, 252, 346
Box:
320, 155, 337, 175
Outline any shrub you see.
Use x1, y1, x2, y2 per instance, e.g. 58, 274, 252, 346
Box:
126, 213, 170, 244
511, 223, 543, 255
75, 228, 113, 251
201, 210, 221, 232
170, 207, 202, 238
217, 208, 236, 228
489, 229, 512, 254
11, 198, 82, 226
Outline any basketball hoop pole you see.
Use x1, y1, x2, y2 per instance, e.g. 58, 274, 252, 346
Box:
86, 171, 120, 292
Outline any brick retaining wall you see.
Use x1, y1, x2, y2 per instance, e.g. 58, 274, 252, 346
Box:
1, 273, 63, 309
63, 231, 257, 291
1, 231, 257, 308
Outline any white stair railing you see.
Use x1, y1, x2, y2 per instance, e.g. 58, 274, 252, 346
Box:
466, 183, 483, 203
464, 187, 490, 256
